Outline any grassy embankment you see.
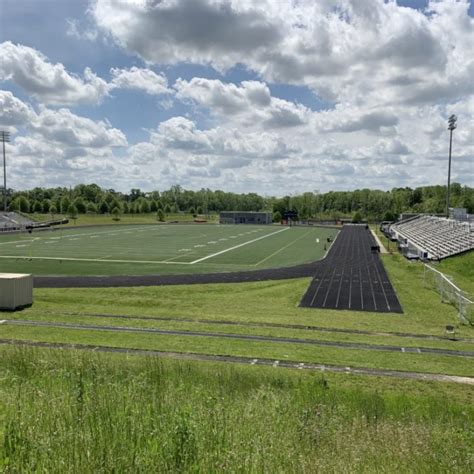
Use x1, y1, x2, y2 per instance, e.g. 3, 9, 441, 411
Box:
1, 248, 473, 470
0, 346, 473, 472
2, 253, 474, 376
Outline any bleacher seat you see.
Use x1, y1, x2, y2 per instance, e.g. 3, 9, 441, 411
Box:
0, 212, 35, 232
390, 215, 473, 260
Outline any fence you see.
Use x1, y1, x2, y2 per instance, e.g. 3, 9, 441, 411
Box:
423, 263, 473, 325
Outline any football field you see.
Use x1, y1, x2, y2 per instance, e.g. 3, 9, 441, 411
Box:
0, 224, 337, 276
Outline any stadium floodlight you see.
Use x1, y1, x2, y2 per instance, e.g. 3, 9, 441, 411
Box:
0, 130, 10, 213
446, 115, 457, 218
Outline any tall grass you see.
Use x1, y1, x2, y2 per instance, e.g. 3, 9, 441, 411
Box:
1, 347, 473, 472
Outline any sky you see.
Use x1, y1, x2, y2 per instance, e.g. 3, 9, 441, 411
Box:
0, 0, 472, 196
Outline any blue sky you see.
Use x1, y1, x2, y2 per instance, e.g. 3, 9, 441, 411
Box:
0, 0, 473, 194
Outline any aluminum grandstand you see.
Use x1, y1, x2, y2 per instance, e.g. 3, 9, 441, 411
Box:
0, 212, 34, 232
385, 214, 473, 261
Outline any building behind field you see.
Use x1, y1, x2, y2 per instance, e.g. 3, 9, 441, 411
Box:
219, 211, 272, 225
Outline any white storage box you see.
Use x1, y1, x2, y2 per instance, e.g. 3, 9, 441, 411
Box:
0, 273, 33, 310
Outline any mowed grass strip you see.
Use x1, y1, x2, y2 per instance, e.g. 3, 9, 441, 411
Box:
1, 346, 472, 472
0, 224, 334, 275
6, 312, 474, 353
2, 324, 473, 376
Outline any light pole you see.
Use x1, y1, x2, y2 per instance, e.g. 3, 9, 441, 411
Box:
0, 130, 10, 212
446, 114, 457, 218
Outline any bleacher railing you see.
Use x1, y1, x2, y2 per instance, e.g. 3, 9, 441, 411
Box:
423, 263, 473, 325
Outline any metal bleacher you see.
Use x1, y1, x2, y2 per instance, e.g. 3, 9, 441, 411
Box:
0, 212, 35, 232
390, 215, 473, 260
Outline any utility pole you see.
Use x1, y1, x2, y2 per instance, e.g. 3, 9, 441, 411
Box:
0, 130, 10, 212
446, 114, 457, 218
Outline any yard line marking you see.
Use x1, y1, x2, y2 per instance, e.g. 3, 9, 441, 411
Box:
190, 227, 290, 264
0, 225, 153, 246
253, 228, 314, 266
15, 245, 26, 247
0, 255, 191, 265
44, 241, 57, 244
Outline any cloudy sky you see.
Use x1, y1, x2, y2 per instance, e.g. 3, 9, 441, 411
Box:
0, 0, 473, 195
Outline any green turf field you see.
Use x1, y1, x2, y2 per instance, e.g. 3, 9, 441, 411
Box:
0, 224, 337, 276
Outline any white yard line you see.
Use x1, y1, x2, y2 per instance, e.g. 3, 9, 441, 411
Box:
0, 255, 191, 265
253, 228, 314, 266
0, 226, 151, 246
190, 227, 290, 264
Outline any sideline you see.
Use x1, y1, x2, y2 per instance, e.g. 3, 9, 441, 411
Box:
1, 339, 473, 385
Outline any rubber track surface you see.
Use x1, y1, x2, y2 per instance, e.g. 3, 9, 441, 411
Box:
300, 226, 402, 313
33, 260, 319, 288
4, 320, 472, 357
1, 339, 473, 385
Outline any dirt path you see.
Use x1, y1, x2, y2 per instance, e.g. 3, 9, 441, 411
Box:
1, 339, 473, 385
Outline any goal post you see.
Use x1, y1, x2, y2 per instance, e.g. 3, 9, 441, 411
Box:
423, 263, 473, 325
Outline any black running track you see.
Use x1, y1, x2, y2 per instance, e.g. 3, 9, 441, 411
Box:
300, 226, 402, 313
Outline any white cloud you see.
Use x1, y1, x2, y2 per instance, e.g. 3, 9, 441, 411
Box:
0, 92, 128, 189
110, 66, 170, 95
0, 90, 35, 129
91, 0, 474, 107
0, 41, 110, 106
31, 106, 127, 148
175, 78, 309, 128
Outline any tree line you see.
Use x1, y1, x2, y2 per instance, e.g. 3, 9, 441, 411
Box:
7, 182, 473, 222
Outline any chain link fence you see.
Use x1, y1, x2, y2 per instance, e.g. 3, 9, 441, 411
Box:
423, 264, 473, 325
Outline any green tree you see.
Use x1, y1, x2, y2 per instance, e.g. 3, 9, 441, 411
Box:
98, 201, 109, 214
164, 204, 172, 214
111, 207, 121, 221
352, 211, 363, 223
140, 200, 150, 213
42, 200, 50, 213
150, 200, 158, 213
32, 200, 43, 213
49, 204, 57, 219
14, 196, 30, 213
60, 196, 71, 214
157, 209, 165, 222
273, 211, 282, 222
73, 197, 87, 214
67, 204, 78, 219
87, 202, 97, 213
